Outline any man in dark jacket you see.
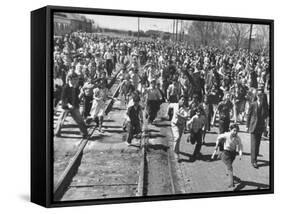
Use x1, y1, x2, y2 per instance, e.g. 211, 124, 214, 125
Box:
247, 88, 269, 168
54, 72, 88, 138
125, 93, 143, 145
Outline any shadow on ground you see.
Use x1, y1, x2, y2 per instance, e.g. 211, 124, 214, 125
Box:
233, 176, 270, 191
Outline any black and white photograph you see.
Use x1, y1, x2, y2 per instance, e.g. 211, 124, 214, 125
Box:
52, 11, 272, 202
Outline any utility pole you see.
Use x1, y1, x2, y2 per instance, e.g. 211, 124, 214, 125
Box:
172, 19, 175, 42
248, 24, 253, 52
138, 17, 140, 43
180, 20, 183, 42
175, 19, 178, 42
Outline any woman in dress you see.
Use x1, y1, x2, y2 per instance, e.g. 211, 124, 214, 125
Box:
90, 80, 109, 133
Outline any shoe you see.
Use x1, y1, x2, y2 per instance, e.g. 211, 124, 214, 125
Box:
125, 141, 131, 146
196, 152, 202, 159
189, 156, 195, 162
252, 162, 259, 169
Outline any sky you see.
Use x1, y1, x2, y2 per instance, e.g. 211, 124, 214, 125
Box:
85, 14, 182, 32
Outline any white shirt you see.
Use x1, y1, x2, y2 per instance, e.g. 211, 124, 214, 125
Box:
171, 104, 189, 126
216, 132, 243, 154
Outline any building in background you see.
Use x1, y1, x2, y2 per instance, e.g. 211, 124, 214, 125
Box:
54, 13, 94, 36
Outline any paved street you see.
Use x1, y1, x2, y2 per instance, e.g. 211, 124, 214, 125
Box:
151, 108, 270, 193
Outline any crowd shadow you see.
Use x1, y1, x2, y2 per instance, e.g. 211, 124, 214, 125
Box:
88, 134, 104, 141
102, 125, 123, 129
177, 151, 194, 163
103, 119, 115, 123
177, 151, 220, 163
203, 142, 216, 147
154, 123, 171, 128
56, 135, 82, 139
147, 144, 169, 152
242, 152, 264, 158
233, 176, 270, 191
199, 154, 216, 162
112, 107, 125, 111
149, 134, 166, 139
104, 129, 124, 134
257, 159, 270, 167
148, 129, 160, 133
62, 124, 80, 129
60, 130, 81, 136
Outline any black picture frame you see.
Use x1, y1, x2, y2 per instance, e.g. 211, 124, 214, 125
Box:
31, 5, 274, 208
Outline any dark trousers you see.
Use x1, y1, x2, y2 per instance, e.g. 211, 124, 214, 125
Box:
219, 119, 230, 134
219, 119, 230, 151
147, 100, 160, 123
251, 131, 263, 163
127, 122, 141, 144
55, 108, 88, 136
106, 59, 113, 77
190, 130, 202, 157
221, 150, 236, 187
83, 96, 93, 119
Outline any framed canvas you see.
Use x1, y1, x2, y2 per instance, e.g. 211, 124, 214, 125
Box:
31, 5, 274, 207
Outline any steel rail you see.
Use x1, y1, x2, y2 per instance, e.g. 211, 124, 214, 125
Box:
53, 72, 121, 201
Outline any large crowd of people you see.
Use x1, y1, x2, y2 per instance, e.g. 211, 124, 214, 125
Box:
53, 30, 270, 189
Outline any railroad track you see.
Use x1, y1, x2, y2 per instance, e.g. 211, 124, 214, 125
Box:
53, 70, 122, 201
54, 66, 179, 201
137, 116, 178, 196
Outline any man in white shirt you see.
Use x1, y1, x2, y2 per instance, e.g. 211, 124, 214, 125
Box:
211, 123, 243, 189
171, 96, 189, 160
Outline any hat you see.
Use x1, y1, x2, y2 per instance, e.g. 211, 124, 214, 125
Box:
230, 123, 240, 131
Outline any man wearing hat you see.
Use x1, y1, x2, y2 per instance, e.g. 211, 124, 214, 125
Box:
247, 86, 269, 168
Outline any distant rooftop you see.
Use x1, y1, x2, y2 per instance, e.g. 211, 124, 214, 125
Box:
54, 12, 93, 23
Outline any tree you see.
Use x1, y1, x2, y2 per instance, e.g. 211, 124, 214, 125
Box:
228, 23, 251, 50
185, 21, 224, 48
254, 25, 270, 51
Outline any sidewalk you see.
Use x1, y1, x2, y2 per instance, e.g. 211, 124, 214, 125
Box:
175, 123, 270, 193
